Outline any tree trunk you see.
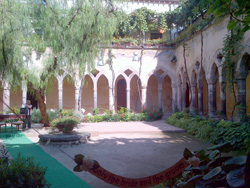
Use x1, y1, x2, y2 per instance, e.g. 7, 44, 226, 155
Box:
35, 88, 49, 127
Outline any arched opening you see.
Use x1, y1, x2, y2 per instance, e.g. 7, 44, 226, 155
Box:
97, 75, 109, 113
82, 75, 94, 114
162, 75, 172, 113
63, 75, 74, 109
147, 75, 158, 110
116, 75, 127, 111
210, 63, 221, 113
130, 75, 141, 112
46, 75, 58, 109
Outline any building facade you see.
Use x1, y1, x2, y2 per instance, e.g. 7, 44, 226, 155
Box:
1, 16, 250, 119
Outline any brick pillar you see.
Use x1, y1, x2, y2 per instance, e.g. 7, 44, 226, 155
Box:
198, 80, 203, 115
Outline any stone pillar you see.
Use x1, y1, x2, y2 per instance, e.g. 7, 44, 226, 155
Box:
22, 81, 27, 105
158, 85, 162, 109
109, 87, 114, 112
93, 85, 97, 110
58, 79, 63, 109
181, 83, 186, 110
198, 80, 203, 115
220, 82, 227, 119
141, 86, 147, 108
172, 85, 178, 112
177, 84, 182, 111
74, 78, 82, 112
3, 82, 10, 114
190, 85, 196, 114
208, 82, 216, 117
126, 87, 130, 110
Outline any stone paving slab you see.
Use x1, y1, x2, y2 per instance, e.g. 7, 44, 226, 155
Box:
77, 120, 185, 135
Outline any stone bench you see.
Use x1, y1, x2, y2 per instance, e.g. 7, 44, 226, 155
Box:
11, 121, 25, 131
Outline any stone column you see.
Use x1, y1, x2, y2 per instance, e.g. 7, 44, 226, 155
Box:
93, 84, 97, 110
172, 85, 178, 112
208, 82, 216, 117
235, 72, 248, 120
177, 84, 182, 111
126, 87, 130, 110
58, 79, 63, 109
220, 82, 227, 119
22, 81, 27, 105
181, 83, 186, 110
109, 87, 114, 112
74, 78, 82, 112
141, 86, 147, 108
3, 82, 10, 114
158, 85, 162, 109
190, 85, 196, 114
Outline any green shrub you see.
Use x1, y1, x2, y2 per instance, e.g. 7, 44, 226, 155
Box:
31, 108, 43, 123
166, 112, 250, 153
0, 150, 50, 188
60, 109, 74, 116
47, 109, 60, 121
6, 107, 20, 114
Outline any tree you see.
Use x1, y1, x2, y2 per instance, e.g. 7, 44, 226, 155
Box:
1, 0, 119, 126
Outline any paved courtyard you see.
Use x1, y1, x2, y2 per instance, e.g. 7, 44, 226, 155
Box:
7, 120, 209, 188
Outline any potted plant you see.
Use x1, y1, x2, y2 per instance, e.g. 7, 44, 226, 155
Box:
51, 116, 80, 134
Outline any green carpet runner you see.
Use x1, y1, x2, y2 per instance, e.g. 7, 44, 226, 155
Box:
0, 127, 92, 188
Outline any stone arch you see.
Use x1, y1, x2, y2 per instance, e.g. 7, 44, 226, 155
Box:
97, 75, 109, 113
148, 66, 176, 86
46, 75, 59, 109
235, 52, 250, 116
63, 75, 75, 109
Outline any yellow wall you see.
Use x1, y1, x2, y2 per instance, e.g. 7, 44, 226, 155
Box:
147, 75, 158, 110
97, 75, 109, 113
63, 75, 75, 109
46, 76, 58, 109
82, 75, 94, 114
